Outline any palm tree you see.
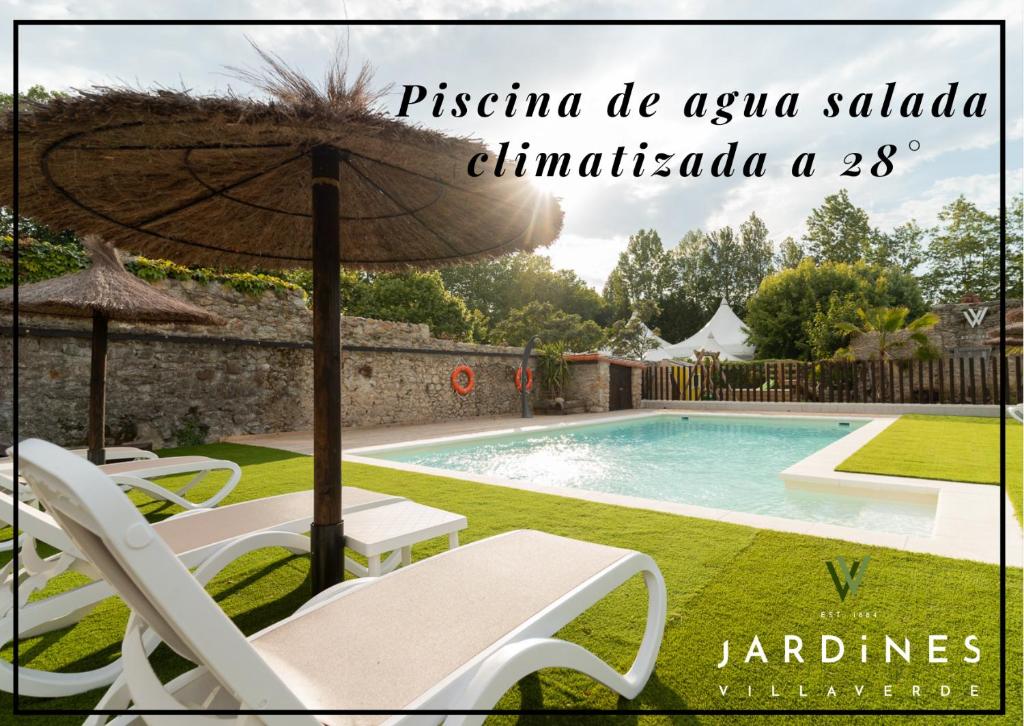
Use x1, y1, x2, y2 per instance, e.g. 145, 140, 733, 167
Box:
834, 306, 939, 360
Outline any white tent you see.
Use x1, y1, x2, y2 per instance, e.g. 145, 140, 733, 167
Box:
645, 300, 755, 362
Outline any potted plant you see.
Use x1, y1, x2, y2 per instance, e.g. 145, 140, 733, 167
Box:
537, 342, 572, 410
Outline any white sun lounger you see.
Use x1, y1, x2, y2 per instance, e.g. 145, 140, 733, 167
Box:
5, 444, 158, 463
0, 485, 406, 697
0, 454, 242, 511
19, 439, 666, 724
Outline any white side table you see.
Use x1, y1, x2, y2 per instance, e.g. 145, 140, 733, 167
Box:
342, 500, 468, 577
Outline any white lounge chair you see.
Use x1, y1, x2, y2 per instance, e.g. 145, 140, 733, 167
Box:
0, 454, 241, 511
5, 444, 157, 463
1009, 403, 1024, 424
0, 485, 402, 697
19, 439, 666, 723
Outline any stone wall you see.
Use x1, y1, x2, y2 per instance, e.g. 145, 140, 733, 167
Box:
564, 361, 608, 412
931, 299, 1021, 356
1, 279, 537, 449
341, 317, 536, 428
563, 356, 644, 413
850, 299, 1022, 360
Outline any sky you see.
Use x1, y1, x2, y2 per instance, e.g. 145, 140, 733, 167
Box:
3, 0, 1022, 290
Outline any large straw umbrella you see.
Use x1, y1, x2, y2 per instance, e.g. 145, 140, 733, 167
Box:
2, 52, 563, 593
0, 235, 225, 464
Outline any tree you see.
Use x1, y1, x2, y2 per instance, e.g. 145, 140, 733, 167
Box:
745, 259, 927, 360
601, 267, 632, 323
340, 270, 479, 341
440, 252, 608, 331
803, 189, 872, 263
602, 229, 675, 322
673, 214, 775, 316
867, 220, 925, 273
833, 306, 939, 361
606, 314, 662, 360
650, 292, 705, 344
804, 292, 863, 360
775, 236, 806, 270
921, 196, 1000, 302
0, 84, 62, 109
1007, 194, 1023, 300
490, 301, 605, 352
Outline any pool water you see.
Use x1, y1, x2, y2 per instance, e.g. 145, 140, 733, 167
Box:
365, 415, 936, 535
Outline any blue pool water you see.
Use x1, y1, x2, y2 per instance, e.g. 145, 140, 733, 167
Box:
365, 415, 936, 535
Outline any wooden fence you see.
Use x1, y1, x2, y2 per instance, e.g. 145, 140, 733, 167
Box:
641, 355, 1024, 405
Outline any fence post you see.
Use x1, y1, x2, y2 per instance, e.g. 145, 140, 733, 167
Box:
1011, 358, 1019, 407
991, 356, 999, 405
968, 357, 976, 404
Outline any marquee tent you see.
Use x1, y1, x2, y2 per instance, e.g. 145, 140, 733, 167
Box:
645, 300, 754, 362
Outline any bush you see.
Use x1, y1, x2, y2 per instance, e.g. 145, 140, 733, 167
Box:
0, 235, 89, 286
172, 407, 209, 447
745, 259, 927, 360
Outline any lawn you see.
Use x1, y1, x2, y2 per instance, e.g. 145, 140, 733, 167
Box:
2, 442, 1021, 724
837, 415, 1023, 525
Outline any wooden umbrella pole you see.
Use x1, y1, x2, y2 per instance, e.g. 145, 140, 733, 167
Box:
310, 144, 344, 595
86, 311, 108, 465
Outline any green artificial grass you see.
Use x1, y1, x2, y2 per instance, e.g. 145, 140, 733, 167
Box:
1, 442, 1021, 724
837, 415, 1024, 526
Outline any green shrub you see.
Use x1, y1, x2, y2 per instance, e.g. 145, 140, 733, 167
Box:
172, 407, 209, 447
0, 235, 89, 286
0, 237, 307, 301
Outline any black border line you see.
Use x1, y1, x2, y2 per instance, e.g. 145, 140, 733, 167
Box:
9, 17, 1009, 719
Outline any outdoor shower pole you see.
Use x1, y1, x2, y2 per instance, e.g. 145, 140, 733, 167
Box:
86, 311, 108, 465
310, 144, 344, 595
521, 335, 541, 418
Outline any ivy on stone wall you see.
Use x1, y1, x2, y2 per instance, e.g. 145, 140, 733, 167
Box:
0, 236, 306, 300
0, 235, 90, 287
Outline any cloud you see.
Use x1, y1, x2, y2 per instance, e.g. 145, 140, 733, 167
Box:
543, 232, 629, 290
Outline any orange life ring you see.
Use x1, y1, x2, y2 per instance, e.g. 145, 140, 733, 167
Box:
515, 366, 534, 393
451, 364, 475, 395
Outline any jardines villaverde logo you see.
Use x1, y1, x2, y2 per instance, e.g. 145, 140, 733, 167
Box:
826, 556, 870, 601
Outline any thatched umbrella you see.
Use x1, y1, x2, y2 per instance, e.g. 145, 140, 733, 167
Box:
0, 235, 225, 464
985, 307, 1023, 350
1, 51, 563, 593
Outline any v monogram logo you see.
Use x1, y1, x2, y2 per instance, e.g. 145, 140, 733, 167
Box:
826, 556, 870, 601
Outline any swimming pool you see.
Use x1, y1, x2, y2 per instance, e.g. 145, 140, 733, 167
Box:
360, 414, 937, 535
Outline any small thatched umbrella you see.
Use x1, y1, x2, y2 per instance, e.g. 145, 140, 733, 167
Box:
0, 235, 225, 464
2, 50, 563, 593
985, 307, 1023, 351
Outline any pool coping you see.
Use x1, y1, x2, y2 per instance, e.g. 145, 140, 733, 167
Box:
344, 409, 1022, 567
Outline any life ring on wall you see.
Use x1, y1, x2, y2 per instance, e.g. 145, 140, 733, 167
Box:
451, 364, 475, 396
515, 367, 534, 393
